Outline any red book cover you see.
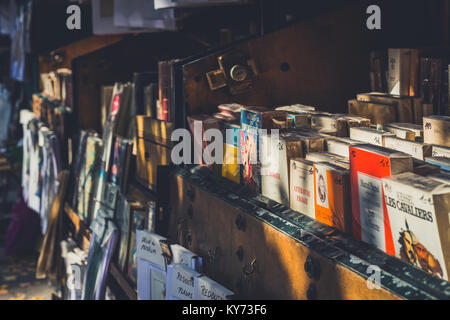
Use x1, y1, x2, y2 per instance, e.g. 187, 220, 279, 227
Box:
349, 144, 413, 255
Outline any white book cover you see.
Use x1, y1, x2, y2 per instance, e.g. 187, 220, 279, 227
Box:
383, 173, 449, 280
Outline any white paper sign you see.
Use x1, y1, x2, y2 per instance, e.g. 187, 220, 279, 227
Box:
136, 230, 166, 269
358, 172, 386, 251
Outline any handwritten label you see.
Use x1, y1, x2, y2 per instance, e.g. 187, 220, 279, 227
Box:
136, 230, 166, 268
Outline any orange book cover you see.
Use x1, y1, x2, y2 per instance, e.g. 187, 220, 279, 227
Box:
313, 162, 351, 233
349, 144, 413, 255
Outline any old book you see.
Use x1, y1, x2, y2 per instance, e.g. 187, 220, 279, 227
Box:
432, 145, 450, 158
278, 111, 310, 128
384, 123, 423, 139
356, 92, 414, 123
425, 157, 450, 172
136, 115, 174, 146
383, 125, 415, 141
116, 194, 132, 273
349, 144, 413, 254
241, 107, 291, 131
187, 114, 222, 166
313, 162, 351, 233
384, 136, 432, 161
348, 99, 396, 125
288, 129, 325, 156
158, 59, 179, 121
110, 136, 133, 193
388, 48, 411, 96
127, 210, 147, 286
413, 159, 441, 176
222, 122, 240, 184
427, 172, 450, 185
305, 152, 349, 169
289, 158, 315, 218
275, 104, 316, 113
311, 114, 346, 137
349, 127, 395, 147
423, 116, 450, 147
144, 83, 158, 118
382, 173, 450, 280
77, 135, 102, 223
100, 85, 114, 132
240, 107, 291, 192
325, 137, 359, 159
261, 132, 304, 205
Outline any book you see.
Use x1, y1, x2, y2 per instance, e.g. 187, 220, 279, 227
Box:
349, 127, 395, 147
158, 59, 179, 121
289, 158, 315, 218
144, 83, 158, 118
383, 173, 450, 280
383, 123, 423, 140
356, 92, 416, 123
388, 48, 411, 96
115, 194, 132, 273
348, 99, 396, 125
413, 159, 441, 176
305, 152, 350, 169
432, 145, 450, 158
77, 135, 102, 223
260, 131, 304, 205
313, 161, 351, 233
127, 210, 147, 285
325, 137, 359, 159
423, 115, 450, 147
383, 136, 432, 161
240, 107, 290, 192
349, 144, 413, 253
425, 156, 450, 172
222, 122, 240, 184
110, 135, 133, 192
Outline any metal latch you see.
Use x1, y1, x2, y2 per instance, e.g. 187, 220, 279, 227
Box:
206, 50, 258, 95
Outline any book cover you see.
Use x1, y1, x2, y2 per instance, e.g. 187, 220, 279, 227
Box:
289, 158, 315, 218
261, 132, 303, 205
313, 162, 351, 233
349, 144, 413, 254
383, 173, 450, 280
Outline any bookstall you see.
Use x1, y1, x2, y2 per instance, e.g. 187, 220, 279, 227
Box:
0, 0, 449, 300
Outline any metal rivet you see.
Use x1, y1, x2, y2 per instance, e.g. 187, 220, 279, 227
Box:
230, 65, 248, 82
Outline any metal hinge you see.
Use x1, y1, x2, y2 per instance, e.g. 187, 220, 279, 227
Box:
206, 50, 258, 95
